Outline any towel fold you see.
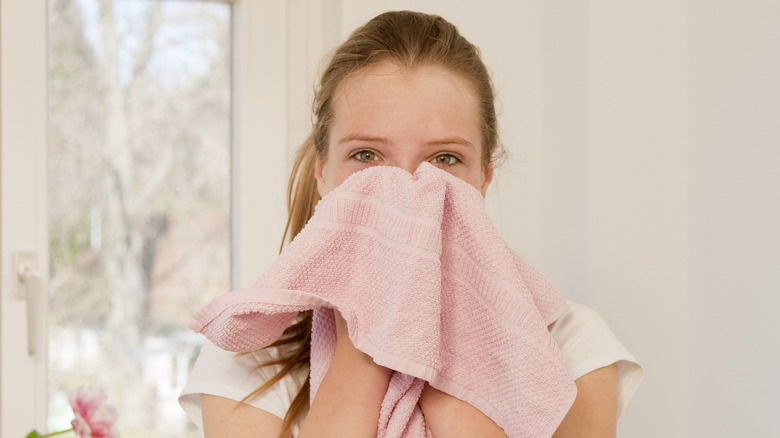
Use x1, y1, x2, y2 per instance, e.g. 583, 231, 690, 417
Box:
189, 162, 577, 437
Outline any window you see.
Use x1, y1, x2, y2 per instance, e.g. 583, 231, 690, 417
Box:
47, 1, 231, 435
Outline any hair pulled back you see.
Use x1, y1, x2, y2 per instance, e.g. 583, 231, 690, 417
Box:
247, 11, 503, 436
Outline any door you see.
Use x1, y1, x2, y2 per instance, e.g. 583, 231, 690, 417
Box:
1, 0, 291, 436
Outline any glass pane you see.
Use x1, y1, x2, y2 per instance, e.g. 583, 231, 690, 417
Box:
47, 0, 231, 436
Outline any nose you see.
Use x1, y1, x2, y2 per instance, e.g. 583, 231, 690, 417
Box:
392, 156, 423, 175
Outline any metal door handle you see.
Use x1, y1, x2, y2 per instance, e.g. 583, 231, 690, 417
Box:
12, 252, 41, 356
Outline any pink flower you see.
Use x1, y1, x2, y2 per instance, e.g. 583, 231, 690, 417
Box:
66, 386, 120, 438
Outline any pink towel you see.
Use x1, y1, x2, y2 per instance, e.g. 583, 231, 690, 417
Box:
189, 162, 577, 437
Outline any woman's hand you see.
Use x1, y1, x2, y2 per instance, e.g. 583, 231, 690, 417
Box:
298, 310, 393, 438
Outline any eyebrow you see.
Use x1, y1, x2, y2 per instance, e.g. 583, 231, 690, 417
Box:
423, 137, 475, 149
338, 135, 474, 149
337, 135, 389, 145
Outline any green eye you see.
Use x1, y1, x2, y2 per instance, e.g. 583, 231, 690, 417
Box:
355, 150, 378, 161
432, 154, 458, 165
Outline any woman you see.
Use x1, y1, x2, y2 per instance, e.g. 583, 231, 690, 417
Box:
180, 11, 641, 437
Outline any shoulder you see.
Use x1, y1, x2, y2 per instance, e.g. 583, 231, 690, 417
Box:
549, 301, 643, 417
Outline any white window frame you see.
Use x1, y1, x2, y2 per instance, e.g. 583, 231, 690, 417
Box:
1, 0, 49, 434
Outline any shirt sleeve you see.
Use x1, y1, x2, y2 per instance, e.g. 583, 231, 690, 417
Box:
178, 339, 306, 431
548, 301, 643, 417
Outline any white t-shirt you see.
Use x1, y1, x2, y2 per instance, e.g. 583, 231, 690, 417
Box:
179, 301, 642, 435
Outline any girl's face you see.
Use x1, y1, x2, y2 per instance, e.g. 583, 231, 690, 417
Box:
315, 62, 493, 197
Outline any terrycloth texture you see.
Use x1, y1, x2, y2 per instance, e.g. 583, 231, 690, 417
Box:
189, 163, 577, 437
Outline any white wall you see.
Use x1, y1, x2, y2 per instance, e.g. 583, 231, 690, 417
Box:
581, 2, 691, 436
688, 0, 780, 435
292, 1, 780, 436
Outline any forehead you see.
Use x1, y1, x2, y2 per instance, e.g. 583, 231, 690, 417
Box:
330, 62, 482, 145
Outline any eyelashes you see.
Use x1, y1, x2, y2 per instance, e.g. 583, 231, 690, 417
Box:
430, 154, 459, 166
352, 149, 380, 162
350, 149, 461, 167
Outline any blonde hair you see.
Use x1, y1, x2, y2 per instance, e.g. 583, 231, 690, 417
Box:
244, 11, 504, 436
